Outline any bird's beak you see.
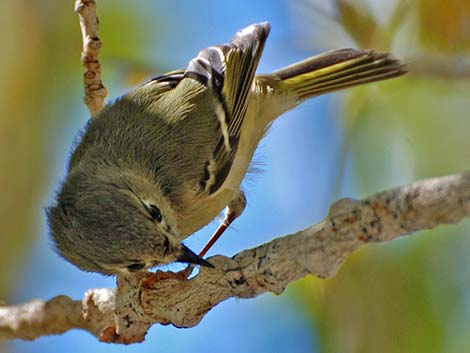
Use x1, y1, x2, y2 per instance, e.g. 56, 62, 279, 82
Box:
177, 245, 214, 268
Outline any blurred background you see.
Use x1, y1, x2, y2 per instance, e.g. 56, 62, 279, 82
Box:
1, 0, 469, 352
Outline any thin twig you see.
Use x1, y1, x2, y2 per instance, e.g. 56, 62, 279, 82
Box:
1, 172, 468, 344
407, 55, 470, 79
75, 0, 107, 116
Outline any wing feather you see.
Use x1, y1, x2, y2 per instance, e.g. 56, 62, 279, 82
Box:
186, 22, 270, 194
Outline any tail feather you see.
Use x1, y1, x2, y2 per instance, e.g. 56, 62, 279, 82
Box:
272, 49, 406, 100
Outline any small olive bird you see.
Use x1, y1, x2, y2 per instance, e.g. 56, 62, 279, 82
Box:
48, 22, 406, 275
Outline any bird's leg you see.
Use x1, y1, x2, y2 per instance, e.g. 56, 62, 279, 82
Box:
199, 191, 246, 258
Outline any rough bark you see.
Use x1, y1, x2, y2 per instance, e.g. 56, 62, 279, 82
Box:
1, 172, 468, 344
75, 0, 107, 116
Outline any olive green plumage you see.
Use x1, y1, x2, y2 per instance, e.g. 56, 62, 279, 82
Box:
48, 22, 406, 275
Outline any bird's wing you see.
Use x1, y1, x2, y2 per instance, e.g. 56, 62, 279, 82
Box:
185, 22, 270, 194
139, 69, 186, 93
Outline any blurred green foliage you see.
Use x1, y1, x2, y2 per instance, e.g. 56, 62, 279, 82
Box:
0, 0, 59, 299
290, 1, 470, 353
418, 0, 470, 53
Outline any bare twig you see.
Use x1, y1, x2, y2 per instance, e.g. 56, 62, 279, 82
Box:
75, 0, 107, 116
1, 172, 468, 344
407, 54, 470, 79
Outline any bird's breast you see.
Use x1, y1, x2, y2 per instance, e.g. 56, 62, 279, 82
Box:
174, 187, 238, 239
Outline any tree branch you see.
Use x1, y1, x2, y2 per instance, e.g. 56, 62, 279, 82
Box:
407, 54, 470, 79
1, 172, 468, 344
75, 0, 107, 116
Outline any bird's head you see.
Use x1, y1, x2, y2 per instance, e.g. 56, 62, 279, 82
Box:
47, 164, 211, 275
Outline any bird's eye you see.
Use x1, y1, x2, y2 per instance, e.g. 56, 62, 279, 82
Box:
141, 201, 163, 223
148, 204, 162, 222
127, 263, 145, 272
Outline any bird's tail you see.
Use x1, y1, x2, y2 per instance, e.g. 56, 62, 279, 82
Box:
255, 49, 406, 119
274, 48, 406, 99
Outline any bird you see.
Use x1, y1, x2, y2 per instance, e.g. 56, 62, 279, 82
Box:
47, 22, 406, 275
